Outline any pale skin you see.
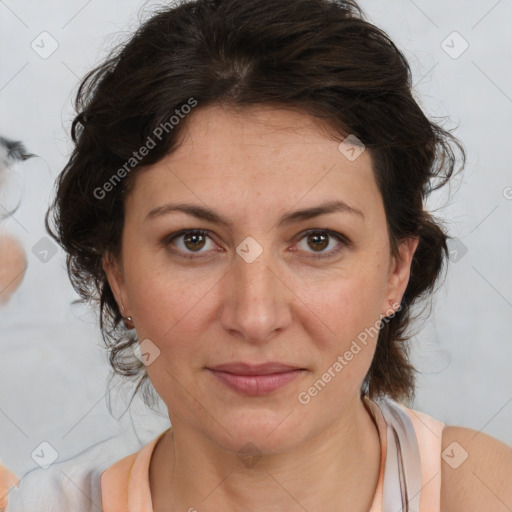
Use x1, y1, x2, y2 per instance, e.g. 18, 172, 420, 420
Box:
104, 105, 512, 511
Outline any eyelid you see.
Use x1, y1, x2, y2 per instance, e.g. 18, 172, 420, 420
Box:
163, 228, 351, 259
163, 229, 217, 259
296, 228, 352, 247
292, 229, 351, 259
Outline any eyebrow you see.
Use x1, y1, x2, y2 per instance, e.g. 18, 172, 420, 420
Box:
145, 199, 364, 227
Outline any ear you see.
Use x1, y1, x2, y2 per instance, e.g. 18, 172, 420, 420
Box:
102, 252, 131, 317
382, 236, 419, 315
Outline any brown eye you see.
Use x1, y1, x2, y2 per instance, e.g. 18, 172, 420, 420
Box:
183, 231, 207, 251
164, 228, 350, 261
295, 229, 350, 259
307, 232, 329, 252
164, 230, 216, 258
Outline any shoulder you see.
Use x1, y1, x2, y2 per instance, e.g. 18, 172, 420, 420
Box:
101, 428, 165, 486
5, 435, 143, 512
101, 429, 167, 512
100, 450, 138, 492
440, 425, 512, 512
100, 452, 138, 512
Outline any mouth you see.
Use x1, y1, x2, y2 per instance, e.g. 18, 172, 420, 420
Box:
206, 362, 307, 395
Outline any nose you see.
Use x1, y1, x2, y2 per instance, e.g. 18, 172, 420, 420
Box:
218, 245, 293, 344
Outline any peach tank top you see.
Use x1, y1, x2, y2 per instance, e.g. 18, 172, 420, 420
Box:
101, 396, 446, 511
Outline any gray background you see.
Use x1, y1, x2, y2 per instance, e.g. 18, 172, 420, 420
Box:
0, 0, 511, 480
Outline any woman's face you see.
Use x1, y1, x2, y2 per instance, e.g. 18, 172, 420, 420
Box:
104, 105, 418, 454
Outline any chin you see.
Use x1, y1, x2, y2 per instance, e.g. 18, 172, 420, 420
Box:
208, 409, 308, 456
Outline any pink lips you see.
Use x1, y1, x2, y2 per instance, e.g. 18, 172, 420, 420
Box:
207, 362, 306, 395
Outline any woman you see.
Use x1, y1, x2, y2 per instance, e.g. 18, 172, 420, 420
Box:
37, 0, 512, 510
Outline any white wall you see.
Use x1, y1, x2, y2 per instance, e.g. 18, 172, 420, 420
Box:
0, 0, 511, 480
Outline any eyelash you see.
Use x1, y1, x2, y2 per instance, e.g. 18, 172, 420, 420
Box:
163, 229, 351, 260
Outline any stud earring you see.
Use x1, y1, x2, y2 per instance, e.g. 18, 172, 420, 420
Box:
388, 297, 404, 313
120, 302, 134, 329
123, 315, 134, 329
382, 298, 399, 319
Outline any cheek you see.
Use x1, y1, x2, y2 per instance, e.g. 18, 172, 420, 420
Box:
292, 275, 385, 414
124, 245, 213, 334
303, 270, 386, 387
308, 267, 387, 343
126, 267, 214, 403
124, 255, 219, 378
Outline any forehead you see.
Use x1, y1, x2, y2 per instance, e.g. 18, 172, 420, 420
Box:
126, 105, 383, 227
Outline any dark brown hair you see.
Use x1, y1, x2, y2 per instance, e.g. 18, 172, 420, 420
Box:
46, 0, 465, 406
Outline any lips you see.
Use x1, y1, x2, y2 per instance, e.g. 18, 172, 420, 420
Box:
207, 362, 306, 395
209, 362, 304, 375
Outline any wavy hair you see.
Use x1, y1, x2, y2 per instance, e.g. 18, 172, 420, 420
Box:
46, 0, 465, 407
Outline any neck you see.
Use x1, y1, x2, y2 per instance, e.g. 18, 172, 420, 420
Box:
150, 394, 381, 512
